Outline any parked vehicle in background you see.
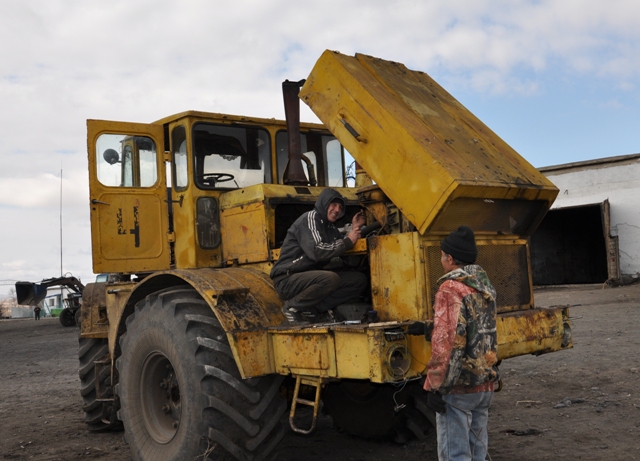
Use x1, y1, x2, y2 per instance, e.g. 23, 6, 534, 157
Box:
15, 275, 84, 326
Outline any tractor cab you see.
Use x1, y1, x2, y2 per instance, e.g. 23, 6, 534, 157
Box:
88, 112, 352, 274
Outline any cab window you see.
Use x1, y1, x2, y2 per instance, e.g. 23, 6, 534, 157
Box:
193, 123, 271, 189
276, 131, 346, 187
96, 134, 158, 187
172, 125, 188, 191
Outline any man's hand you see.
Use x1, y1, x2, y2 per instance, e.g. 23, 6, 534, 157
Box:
406, 320, 435, 339
427, 391, 447, 414
406, 321, 425, 335
346, 211, 365, 244
352, 210, 365, 229
347, 226, 362, 244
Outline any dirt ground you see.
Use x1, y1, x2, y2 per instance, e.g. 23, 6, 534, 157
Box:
1, 283, 639, 461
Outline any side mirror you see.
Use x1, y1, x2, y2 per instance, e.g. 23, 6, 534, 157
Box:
103, 149, 121, 165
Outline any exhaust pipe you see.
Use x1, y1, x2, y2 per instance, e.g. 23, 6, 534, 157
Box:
282, 79, 309, 185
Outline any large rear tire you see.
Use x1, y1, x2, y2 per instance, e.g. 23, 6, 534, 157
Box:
116, 287, 286, 461
78, 336, 122, 431
322, 380, 433, 443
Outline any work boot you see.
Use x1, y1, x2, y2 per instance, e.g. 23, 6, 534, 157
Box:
316, 309, 342, 323
281, 303, 318, 325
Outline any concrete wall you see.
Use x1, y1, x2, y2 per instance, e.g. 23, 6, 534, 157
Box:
541, 154, 640, 277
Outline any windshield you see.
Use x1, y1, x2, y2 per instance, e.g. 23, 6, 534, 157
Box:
193, 123, 271, 189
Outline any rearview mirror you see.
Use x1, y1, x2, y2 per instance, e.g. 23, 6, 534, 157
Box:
103, 148, 120, 165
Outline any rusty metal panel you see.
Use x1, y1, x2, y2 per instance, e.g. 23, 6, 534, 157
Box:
87, 120, 171, 273
267, 324, 426, 383
220, 201, 269, 263
368, 233, 428, 322
80, 282, 109, 338
300, 51, 558, 235
334, 329, 370, 379
271, 329, 337, 377
104, 282, 135, 358
496, 307, 570, 359
164, 267, 282, 331
406, 335, 431, 376
229, 330, 275, 378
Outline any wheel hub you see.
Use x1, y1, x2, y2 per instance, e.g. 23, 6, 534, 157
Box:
140, 352, 181, 443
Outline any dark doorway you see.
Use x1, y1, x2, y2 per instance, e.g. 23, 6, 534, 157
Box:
530, 204, 609, 285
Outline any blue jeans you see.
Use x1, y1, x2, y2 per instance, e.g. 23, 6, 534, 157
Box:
436, 391, 493, 461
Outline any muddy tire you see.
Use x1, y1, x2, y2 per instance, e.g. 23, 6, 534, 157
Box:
74, 308, 82, 329
60, 307, 76, 327
322, 380, 433, 443
78, 336, 122, 431
116, 287, 286, 461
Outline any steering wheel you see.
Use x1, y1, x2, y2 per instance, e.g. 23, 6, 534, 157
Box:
199, 173, 235, 187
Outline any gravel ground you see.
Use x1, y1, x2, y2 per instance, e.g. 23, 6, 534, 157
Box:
1, 283, 639, 460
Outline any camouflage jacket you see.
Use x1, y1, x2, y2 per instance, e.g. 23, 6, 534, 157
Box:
424, 265, 499, 394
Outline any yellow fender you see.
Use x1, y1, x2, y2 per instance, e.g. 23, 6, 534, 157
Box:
108, 267, 283, 378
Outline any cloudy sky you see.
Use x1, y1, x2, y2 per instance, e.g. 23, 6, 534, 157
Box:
1, 0, 639, 295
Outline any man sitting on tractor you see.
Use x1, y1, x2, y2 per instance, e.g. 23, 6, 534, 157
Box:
270, 188, 367, 323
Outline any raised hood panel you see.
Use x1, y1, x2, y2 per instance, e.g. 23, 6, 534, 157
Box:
300, 51, 558, 236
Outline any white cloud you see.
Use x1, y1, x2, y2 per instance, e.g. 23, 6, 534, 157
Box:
1, 0, 640, 290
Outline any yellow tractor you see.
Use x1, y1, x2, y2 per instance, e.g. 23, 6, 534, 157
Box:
79, 51, 572, 460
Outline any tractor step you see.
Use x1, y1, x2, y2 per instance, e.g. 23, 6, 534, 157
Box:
289, 375, 327, 434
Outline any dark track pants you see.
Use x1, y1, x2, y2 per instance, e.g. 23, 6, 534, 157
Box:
274, 270, 367, 313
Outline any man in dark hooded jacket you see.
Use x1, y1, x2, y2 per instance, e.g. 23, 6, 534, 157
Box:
270, 188, 367, 323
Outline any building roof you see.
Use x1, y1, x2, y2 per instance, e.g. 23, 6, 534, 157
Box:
540, 153, 640, 174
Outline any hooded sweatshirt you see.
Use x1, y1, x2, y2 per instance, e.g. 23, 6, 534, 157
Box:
270, 188, 353, 280
424, 264, 499, 394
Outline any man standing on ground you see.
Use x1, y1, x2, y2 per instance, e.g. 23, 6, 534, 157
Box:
34, 305, 41, 321
408, 226, 499, 461
270, 188, 367, 323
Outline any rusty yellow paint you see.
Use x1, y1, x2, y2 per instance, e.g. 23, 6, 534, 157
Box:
300, 51, 558, 235
80, 281, 135, 360
264, 323, 426, 383
368, 232, 428, 322
255, 305, 568, 382
171, 186, 225, 270
104, 282, 136, 358
79, 282, 109, 339
221, 201, 270, 264
272, 328, 337, 377
407, 335, 431, 375
230, 330, 275, 377
334, 329, 370, 379
496, 307, 570, 359
87, 120, 171, 274
152, 268, 282, 331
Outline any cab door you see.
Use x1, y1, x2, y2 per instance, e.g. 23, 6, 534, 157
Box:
88, 120, 171, 274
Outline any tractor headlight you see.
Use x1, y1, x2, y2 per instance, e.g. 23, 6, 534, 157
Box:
386, 343, 410, 378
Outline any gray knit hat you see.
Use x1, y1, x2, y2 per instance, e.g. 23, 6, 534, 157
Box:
440, 226, 477, 264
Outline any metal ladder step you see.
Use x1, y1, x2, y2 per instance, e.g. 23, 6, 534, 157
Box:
289, 375, 326, 435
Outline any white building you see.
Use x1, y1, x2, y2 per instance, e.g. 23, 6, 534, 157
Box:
531, 153, 640, 285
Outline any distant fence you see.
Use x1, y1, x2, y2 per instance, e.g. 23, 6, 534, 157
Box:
14, 307, 34, 318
